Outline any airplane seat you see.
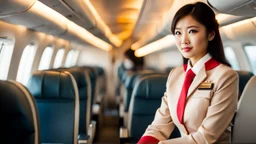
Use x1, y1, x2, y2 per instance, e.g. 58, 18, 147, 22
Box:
165, 67, 174, 73
27, 71, 80, 144
82, 67, 97, 107
94, 66, 106, 104
236, 70, 254, 99
118, 63, 126, 81
0, 80, 39, 144
65, 68, 92, 136
127, 74, 175, 142
92, 67, 106, 131
124, 71, 162, 113
121, 71, 158, 127
232, 76, 256, 143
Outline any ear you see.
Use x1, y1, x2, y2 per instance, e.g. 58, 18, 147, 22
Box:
208, 31, 215, 41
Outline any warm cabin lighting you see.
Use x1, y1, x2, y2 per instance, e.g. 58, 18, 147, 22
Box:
223, 18, 251, 28
68, 21, 112, 51
135, 35, 175, 57
215, 13, 232, 23
32, 1, 68, 26
131, 41, 140, 50
84, 0, 122, 47
33, 1, 112, 51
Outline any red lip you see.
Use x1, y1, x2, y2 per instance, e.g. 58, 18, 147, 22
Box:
182, 47, 192, 52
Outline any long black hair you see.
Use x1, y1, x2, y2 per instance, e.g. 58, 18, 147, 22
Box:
171, 2, 230, 67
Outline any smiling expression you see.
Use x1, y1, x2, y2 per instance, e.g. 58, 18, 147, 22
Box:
174, 15, 214, 66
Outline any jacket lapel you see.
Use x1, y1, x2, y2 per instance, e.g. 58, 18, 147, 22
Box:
186, 66, 207, 99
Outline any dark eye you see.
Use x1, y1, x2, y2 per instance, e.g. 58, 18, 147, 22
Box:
189, 29, 197, 34
175, 31, 181, 35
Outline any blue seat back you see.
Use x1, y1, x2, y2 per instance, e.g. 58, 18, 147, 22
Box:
128, 74, 168, 140
124, 71, 164, 112
27, 71, 79, 144
236, 70, 254, 99
0, 80, 39, 144
82, 67, 97, 106
66, 68, 90, 135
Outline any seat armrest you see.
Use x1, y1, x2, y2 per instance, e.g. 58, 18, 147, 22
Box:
92, 104, 100, 115
120, 127, 128, 138
120, 127, 132, 143
87, 120, 97, 144
78, 134, 90, 144
119, 103, 124, 117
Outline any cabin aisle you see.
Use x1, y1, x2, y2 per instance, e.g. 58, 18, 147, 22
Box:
94, 108, 119, 144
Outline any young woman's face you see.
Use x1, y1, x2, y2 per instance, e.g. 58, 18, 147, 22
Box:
174, 15, 213, 65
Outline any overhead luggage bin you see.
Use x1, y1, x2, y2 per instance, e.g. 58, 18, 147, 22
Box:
0, 0, 67, 36
0, 0, 36, 17
208, 0, 256, 16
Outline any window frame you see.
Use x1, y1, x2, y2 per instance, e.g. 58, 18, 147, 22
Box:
0, 39, 14, 80
224, 46, 240, 70
53, 48, 65, 68
243, 43, 256, 74
38, 45, 54, 70
16, 43, 37, 85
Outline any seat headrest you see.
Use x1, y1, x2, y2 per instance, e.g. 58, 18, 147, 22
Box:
165, 67, 174, 73
0, 80, 39, 143
236, 70, 254, 97
95, 67, 104, 76
27, 71, 77, 99
132, 74, 168, 100
124, 72, 137, 89
66, 68, 89, 99
81, 66, 98, 78
125, 71, 161, 89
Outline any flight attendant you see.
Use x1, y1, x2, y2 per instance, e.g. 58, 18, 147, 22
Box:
138, 2, 238, 144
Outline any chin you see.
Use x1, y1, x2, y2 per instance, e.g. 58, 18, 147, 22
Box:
182, 54, 191, 59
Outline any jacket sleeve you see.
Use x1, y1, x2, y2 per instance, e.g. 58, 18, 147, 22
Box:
138, 69, 176, 143
159, 69, 239, 144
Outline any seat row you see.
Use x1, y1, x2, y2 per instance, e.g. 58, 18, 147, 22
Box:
0, 66, 106, 144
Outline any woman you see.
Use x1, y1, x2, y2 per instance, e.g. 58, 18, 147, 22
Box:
123, 49, 144, 71
138, 2, 238, 144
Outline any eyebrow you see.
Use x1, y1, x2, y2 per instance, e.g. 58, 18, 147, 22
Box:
175, 25, 199, 29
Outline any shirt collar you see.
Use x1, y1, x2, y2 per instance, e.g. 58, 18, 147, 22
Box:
186, 53, 212, 75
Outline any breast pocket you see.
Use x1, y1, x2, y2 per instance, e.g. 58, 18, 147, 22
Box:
192, 90, 212, 99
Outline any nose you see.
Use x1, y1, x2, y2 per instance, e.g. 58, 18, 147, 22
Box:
181, 33, 190, 45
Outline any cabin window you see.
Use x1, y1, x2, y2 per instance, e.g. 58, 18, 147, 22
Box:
73, 50, 80, 66
53, 48, 65, 68
38, 46, 54, 70
16, 44, 37, 85
244, 45, 256, 74
65, 49, 80, 67
0, 39, 14, 80
224, 47, 240, 70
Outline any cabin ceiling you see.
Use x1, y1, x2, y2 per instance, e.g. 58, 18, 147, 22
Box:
1, 0, 255, 52
38, 0, 174, 48
89, 0, 144, 41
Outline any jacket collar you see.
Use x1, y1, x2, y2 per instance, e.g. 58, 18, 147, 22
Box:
186, 58, 220, 98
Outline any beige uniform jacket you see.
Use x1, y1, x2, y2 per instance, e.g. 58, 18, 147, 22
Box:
142, 64, 238, 144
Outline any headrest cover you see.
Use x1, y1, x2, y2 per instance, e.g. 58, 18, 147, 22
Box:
82, 66, 97, 79
124, 72, 137, 89
133, 74, 168, 99
66, 68, 88, 99
97, 67, 104, 76
125, 71, 157, 89
236, 70, 254, 96
0, 80, 38, 143
27, 71, 76, 99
